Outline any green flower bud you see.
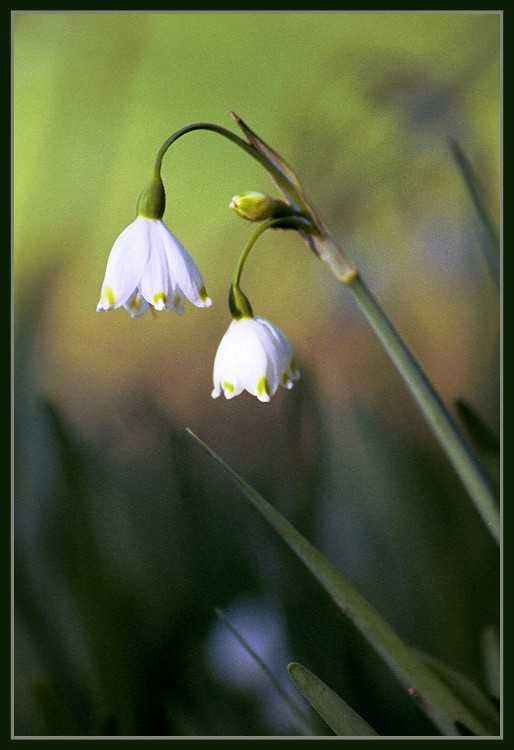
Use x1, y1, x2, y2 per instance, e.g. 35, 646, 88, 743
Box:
229, 191, 293, 222
137, 172, 166, 220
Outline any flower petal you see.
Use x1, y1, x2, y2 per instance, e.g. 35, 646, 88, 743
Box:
138, 221, 171, 309
157, 222, 212, 308
97, 217, 151, 310
123, 291, 151, 318
214, 320, 267, 397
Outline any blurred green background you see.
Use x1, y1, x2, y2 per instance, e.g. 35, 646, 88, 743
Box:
14, 12, 500, 737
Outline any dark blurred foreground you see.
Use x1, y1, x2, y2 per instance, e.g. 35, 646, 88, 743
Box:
14, 269, 500, 737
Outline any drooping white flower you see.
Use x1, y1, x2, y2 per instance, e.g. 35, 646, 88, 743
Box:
96, 216, 212, 317
211, 316, 300, 402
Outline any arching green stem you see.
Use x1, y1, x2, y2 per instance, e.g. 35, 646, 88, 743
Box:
154, 122, 256, 175
153, 120, 318, 218
232, 218, 278, 291
229, 217, 301, 320
153, 122, 305, 211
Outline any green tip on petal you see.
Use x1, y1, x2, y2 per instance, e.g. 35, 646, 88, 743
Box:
153, 291, 167, 309
129, 295, 143, 313
223, 382, 235, 394
105, 287, 116, 307
257, 376, 271, 401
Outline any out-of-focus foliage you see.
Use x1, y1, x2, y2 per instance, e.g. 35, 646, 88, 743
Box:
14, 12, 500, 737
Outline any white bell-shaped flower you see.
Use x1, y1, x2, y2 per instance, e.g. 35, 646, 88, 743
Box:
96, 216, 212, 317
212, 317, 300, 402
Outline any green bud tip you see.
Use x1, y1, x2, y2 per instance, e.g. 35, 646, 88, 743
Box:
229, 191, 293, 222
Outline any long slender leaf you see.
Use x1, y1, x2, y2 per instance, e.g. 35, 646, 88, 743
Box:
455, 399, 500, 457
481, 626, 501, 702
186, 429, 491, 737
414, 649, 500, 735
450, 139, 500, 290
288, 662, 378, 736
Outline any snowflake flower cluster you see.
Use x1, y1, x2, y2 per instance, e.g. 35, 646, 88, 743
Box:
97, 183, 300, 402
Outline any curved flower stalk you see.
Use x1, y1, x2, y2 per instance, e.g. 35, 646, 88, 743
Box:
212, 316, 300, 402
96, 172, 211, 317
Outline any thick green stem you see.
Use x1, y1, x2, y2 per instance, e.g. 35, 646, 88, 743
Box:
345, 271, 500, 544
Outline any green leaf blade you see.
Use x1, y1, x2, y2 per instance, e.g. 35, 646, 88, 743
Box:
186, 428, 493, 737
288, 662, 378, 736
450, 139, 500, 290
414, 649, 500, 736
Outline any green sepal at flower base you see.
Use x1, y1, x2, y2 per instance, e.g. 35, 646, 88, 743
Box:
136, 171, 166, 219
228, 282, 253, 320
